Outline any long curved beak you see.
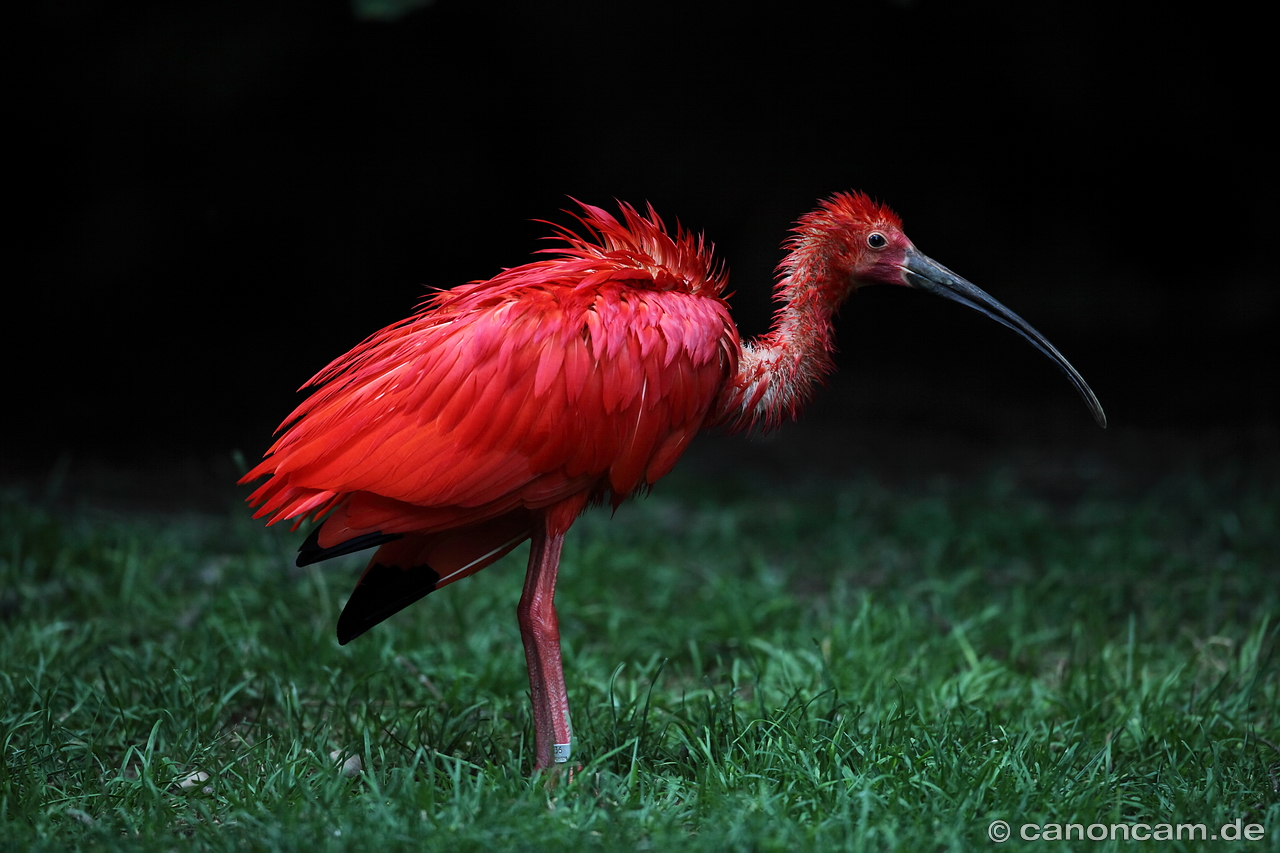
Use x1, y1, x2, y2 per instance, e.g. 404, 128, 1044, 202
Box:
902, 247, 1107, 428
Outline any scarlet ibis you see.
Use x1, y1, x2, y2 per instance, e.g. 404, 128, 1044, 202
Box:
241, 192, 1105, 773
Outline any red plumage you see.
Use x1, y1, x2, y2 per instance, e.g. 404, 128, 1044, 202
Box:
244, 202, 738, 580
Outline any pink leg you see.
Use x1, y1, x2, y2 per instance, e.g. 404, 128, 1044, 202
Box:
517, 522, 573, 772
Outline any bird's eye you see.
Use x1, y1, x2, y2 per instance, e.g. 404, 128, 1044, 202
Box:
867, 232, 888, 249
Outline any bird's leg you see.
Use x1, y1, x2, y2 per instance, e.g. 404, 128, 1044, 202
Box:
517, 522, 572, 773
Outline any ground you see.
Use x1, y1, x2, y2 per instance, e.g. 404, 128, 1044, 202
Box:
2, 417, 1277, 851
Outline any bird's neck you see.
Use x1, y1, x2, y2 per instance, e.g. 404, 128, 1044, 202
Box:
713, 250, 846, 432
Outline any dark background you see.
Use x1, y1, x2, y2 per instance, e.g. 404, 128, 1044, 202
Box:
9, 0, 1274, 504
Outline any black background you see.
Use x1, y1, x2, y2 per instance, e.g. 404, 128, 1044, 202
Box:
10, 0, 1274, 497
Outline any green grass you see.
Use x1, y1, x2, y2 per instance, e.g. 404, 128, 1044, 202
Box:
2, 456, 1278, 851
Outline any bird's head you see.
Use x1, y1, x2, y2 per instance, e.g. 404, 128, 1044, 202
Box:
785, 191, 910, 296
786, 191, 1107, 428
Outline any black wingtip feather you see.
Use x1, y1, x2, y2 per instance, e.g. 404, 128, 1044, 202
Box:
336, 562, 442, 644
296, 527, 404, 567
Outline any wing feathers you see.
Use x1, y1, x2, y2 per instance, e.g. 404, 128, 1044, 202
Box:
244, 217, 742, 552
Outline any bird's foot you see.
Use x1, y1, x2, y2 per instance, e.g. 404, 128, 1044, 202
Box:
536, 761, 581, 789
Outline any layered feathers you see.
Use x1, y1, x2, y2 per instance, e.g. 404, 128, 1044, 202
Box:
242, 202, 741, 599
241, 195, 900, 623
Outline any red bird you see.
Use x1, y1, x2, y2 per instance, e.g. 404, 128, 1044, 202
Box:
242, 193, 1105, 773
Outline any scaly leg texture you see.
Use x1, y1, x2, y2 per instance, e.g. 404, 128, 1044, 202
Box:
517, 522, 572, 772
